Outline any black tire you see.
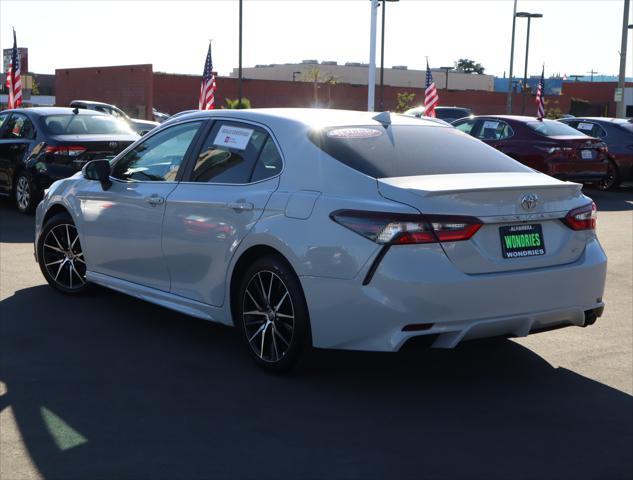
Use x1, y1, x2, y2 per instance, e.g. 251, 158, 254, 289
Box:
236, 255, 311, 373
13, 170, 40, 214
37, 212, 90, 295
597, 159, 621, 191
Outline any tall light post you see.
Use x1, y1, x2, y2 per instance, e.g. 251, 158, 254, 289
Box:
616, 0, 631, 118
238, 0, 243, 106
440, 66, 454, 89
379, 0, 399, 111
506, 0, 518, 114
368, 0, 379, 111
516, 11, 543, 114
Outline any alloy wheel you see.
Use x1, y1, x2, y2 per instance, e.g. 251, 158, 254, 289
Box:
242, 270, 295, 363
42, 223, 86, 290
598, 162, 617, 191
16, 175, 30, 211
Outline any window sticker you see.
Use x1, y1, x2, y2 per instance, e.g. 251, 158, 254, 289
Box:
213, 125, 254, 150
327, 128, 383, 139
577, 122, 594, 131
482, 121, 500, 130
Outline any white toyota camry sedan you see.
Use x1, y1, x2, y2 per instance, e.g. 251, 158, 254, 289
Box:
34, 109, 607, 372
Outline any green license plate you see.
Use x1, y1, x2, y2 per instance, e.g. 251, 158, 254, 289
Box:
499, 224, 546, 259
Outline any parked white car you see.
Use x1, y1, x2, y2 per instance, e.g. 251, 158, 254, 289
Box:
34, 109, 607, 372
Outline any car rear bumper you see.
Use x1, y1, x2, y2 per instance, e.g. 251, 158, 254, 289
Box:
300, 239, 607, 352
546, 160, 608, 182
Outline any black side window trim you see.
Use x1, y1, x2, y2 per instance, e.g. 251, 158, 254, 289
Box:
110, 119, 208, 183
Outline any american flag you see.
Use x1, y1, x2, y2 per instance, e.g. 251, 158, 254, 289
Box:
535, 66, 545, 120
5, 29, 22, 109
198, 43, 216, 110
423, 60, 438, 118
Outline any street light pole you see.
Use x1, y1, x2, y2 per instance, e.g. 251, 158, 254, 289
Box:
379, 1, 386, 111
238, 0, 243, 105
516, 12, 543, 114
368, 0, 379, 111
616, 0, 630, 118
506, 0, 518, 114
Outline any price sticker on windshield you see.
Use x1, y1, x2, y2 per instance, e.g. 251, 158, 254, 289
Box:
577, 122, 593, 131
214, 125, 254, 150
482, 121, 500, 130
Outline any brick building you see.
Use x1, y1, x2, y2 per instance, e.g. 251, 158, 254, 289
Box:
54, 64, 629, 119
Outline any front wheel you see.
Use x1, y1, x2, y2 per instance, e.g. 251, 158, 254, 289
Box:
236, 256, 311, 373
37, 213, 89, 294
597, 160, 620, 191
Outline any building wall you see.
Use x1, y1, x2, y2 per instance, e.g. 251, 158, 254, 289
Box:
230, 63, 495, 91
55, 64, 154, 119
562, 81, 633, 117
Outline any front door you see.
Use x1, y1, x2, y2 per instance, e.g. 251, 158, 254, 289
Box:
78, 120, 204, 291
162, 120, 283, 306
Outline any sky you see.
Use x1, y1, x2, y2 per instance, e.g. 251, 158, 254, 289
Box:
0, 0, 631, 79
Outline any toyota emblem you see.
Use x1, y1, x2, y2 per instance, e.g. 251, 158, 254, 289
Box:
108, 141, 118, 149
521, 193, 539, 210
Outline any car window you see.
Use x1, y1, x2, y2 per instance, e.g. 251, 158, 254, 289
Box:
189, 121, 267, 184
2, 114, 36, 140
112, 121, 203, 182
453, 119, 476, 135
44, 114, 134, 135
575, 121, 606, 138
0, 113, 9, 132
309, 125, 531, 178
478, 120, 513, 141
251, 137, 283, 182
527, 120, 587, 137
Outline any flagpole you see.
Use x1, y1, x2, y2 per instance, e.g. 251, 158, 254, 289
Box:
368, 0, 379, 112
238, 0, 243, 106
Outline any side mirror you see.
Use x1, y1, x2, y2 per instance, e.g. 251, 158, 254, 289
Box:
83, 160, 112, 190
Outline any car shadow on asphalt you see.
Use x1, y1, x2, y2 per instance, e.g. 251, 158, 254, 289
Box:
1, 285, 632, 480
0, 199, 35, 244
583, 185, 633, 212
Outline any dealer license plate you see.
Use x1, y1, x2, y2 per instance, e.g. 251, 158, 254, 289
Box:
499, 224, 546, 259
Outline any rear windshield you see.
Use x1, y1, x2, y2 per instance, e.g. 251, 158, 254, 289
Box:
309, 125, 531, 178
44, 114, 133, 135
527, 120, 587, 137
436, 108, 471, 120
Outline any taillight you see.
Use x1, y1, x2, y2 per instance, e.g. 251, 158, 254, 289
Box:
45, 146, 87, 157
330, 210, 482, 245
562, 202, 596, 231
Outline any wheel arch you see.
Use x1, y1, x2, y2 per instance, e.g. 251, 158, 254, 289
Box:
43, 203, 73, 225
229, 244, 310, 335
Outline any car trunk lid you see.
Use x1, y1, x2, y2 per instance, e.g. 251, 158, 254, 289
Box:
46, 134, 137, 169
377, 172, 591, 274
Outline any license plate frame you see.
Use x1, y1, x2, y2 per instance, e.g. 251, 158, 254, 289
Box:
499, 224, 546, 259
580, 149, 594, 160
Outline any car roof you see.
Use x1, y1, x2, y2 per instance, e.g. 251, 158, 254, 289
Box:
70, 100, 114, 107
467, 115, 545, 123
560, 117, 631, 124
165, 108, 448, 129
1, 107, 108, 117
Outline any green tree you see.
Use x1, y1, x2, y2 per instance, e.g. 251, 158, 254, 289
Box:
31, 77, 40, 95
395, 92, 416, 113
455, 58, 485, 74
225, 97, 251, 109
302, 66, 324, 105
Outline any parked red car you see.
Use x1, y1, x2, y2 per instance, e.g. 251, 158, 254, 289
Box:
452, 116, 608, 184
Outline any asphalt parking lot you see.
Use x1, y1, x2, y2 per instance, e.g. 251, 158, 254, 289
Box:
1, 187, 632, 480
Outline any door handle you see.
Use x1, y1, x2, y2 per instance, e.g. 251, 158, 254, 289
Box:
228, 201, 254, 211
144, 194, 165, 207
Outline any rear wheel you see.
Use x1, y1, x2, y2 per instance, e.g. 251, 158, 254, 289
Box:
236, 256, 311, 373
14, 171, 40, 214
597, 160, 620, 191
37, 213, 89, 294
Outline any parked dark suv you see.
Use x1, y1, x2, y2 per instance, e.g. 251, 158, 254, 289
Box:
452, 115, 609, 184
557, 117, 633, 190
0, 107, 138, 213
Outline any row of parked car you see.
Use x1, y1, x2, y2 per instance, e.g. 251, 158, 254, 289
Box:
405, 106, 633, 191
0, 101, 630, 214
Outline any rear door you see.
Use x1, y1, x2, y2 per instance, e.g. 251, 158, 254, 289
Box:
162, 119, 282, 306
78, 120, 204, 291
475, 119, 515, 154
